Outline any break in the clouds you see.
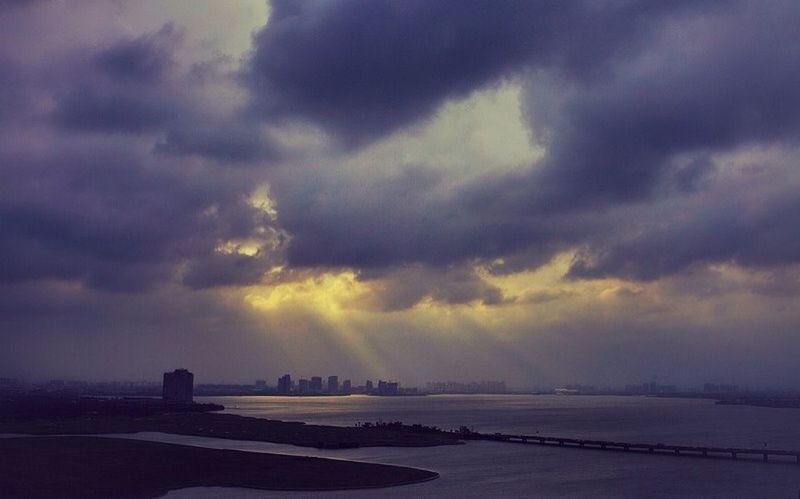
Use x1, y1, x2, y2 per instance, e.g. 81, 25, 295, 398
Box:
2, 0, 800, 388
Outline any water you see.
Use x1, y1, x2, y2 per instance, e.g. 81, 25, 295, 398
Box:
152, 394, 800, 497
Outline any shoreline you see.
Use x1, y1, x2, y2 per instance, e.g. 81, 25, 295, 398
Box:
0, 436, 439, 499
0, 411, 462, 449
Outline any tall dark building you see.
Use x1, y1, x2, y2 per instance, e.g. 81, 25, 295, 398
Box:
327, 375, 339, 393
342, 379, 352, 393
298, 378, 310, 394
310, 376, 323, 393
377, 380, 398, 395
162, 369, 194, 403
277, 374, 291, 394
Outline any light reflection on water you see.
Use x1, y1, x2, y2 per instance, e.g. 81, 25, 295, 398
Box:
152, 395, 800, 498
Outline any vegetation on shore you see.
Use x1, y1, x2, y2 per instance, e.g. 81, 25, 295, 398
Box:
0, 395, 462, 448
1, 411, 462, 448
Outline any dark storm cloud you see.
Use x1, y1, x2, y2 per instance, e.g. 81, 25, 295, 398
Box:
0, 10, 286, 293
0, 134, 279, 291
92, 24, 177, 84
521, 1, 800, 210
274, 166, 568, 269
153, 121, 279, 163
51, 25, 182, 133
257, 0, 800, 285
356, 264, 509, 311
0, 0, 43, 11
246, 0, 711, 146
0, 56, 24, 122
182, 252, 271, 289
53, 86, 172, 133
567, 167, 800, 281
43, 23, 279, 164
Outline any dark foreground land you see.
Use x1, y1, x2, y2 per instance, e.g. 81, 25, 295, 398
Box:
1, 411, 461, 448
0, 395, 461, 448
0, 436, 439, 499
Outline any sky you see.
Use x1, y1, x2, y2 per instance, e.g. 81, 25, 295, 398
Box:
2, 0, 800, 389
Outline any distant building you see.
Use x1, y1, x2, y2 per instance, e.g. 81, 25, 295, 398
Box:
704, 383, 739, 393
298, 378, 310, 394
377, 380, 399, 395
425, 380, 507, 394
342, 379, 352, 393
310, 376, 323, 393
624, 382, 676, 395
365, 380, 373, 393
327, 375, 339, 393
163, 369, 194, 403
254, 379, 267, 391
277, 374, 291, 394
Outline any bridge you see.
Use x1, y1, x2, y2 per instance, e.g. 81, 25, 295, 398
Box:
466, 432, 800, 464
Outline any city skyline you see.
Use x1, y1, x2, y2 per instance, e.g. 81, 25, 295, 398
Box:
2, 1, 800, 389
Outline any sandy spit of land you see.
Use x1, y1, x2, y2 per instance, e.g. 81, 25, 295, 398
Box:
0, 436, 438, 499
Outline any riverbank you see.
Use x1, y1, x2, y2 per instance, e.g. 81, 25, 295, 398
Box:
0, 436, 438, 498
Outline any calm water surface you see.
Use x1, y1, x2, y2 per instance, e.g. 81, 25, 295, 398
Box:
154, 394, 800, 498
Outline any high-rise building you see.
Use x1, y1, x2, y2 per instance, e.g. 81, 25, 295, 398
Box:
298, 378, 310, 394
342, 379, 352, 393
327, 375, 339, 393
254, 379, 267, 391
377, 380, 398, 395
365, 379, 373, 393
163, 369, 194, 404
277, 374, 291, 394
310, 376, 323, 393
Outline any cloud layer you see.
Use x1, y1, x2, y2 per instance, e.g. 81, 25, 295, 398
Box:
2, 0, 800, 387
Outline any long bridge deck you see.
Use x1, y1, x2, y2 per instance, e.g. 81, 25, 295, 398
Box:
468, 432, 800, 464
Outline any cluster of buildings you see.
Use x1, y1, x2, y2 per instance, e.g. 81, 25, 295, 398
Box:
273, 374, 408, 396
624, 382, 677, 395
3, 371, 753, 399
703, 383, 740, 393
425, 380, 507, 394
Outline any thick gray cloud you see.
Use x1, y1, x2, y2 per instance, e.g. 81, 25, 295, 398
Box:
43, 22, 278, 163
255, 0, 800, 286
3, 0, 800, 387
0, 135, 278, 291
246, 0, 712, 146
51, 24, 181, 133
273, 166, 569, 269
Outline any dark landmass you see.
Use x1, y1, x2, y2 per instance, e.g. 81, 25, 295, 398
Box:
0, 412, 461, 448
0, 394, 223, 418
0, 395, 461, 449
0, 436, 438, 499
716, 397, 800, 409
